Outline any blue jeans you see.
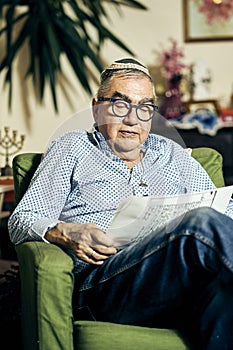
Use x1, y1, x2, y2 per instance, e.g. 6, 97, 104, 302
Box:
70, 207, 233, 349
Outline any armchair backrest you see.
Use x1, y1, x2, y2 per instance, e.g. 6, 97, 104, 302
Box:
12, 147, 225, 205
191, 147, 225, 188
12, 153, 42, 204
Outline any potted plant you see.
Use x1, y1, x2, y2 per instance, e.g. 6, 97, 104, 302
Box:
0, 0, 147, 112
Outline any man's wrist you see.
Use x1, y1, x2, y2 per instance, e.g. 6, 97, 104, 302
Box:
45, 224, 71, 246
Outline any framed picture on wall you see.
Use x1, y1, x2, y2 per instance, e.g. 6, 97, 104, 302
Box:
183, 0, 233, 42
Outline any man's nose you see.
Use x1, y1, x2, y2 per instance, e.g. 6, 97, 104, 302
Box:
123, 106, 138, 124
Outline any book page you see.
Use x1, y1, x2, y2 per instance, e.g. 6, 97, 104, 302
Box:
107, 186, 233, 248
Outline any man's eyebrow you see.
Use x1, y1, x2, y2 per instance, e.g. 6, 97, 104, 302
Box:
112, 91, 130, 102
141, 97, 155, 104
111, 91, 155, 104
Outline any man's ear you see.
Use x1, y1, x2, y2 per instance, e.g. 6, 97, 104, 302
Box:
92, 98, 99, 123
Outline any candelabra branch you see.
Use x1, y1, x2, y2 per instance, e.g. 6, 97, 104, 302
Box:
0, 126, 25, 176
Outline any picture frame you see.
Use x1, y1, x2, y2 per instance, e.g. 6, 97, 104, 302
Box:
183, 99, 220, 115
183, 0, 233, 42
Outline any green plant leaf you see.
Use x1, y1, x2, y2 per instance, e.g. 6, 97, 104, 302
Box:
103, 0, 147, 10
0, 0, 147, 112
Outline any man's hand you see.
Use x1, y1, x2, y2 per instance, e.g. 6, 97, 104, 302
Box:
45, 222, 117, 265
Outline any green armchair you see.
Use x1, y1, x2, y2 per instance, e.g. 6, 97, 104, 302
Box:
12, 147, 225, 350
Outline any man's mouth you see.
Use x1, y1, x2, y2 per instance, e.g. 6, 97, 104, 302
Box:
119, 130, 139, 137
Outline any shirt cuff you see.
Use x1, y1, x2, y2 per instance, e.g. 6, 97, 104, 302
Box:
28, 218, 61, 242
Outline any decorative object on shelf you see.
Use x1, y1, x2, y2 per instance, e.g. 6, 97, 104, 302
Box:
159, 38, 187, 119
181, 108, 221, 136
0, 0, 147, 113
183, 99, 220, 115
0, 127, 25, 176
189, 59, 212, 100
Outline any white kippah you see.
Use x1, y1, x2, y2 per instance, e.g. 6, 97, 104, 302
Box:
102, 58, 151, 79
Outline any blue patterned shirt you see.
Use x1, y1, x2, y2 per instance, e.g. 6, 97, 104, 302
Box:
8, 128, 233, 244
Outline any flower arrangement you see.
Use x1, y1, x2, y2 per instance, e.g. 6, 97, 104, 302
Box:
158, 39, 188, 119
160, 38, 187, 83
193, 0, 233, 25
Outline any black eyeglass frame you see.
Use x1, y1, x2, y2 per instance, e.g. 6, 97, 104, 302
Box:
98, 97, 159, 122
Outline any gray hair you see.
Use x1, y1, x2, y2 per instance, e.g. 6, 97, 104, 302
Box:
95, 58, 156, 101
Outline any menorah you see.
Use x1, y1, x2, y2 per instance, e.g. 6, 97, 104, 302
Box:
0, 126, 25, 176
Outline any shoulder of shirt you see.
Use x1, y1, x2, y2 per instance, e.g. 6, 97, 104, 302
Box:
43, 130, 94, 158
49, 129, 89, 147
146, 133, 193, 160
146, 133, 181, 150
54, 129, 87, 141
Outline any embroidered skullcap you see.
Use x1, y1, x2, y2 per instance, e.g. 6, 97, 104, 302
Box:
100, 58, 151, 81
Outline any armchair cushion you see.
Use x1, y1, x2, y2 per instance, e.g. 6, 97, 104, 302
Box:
74, 321, 187, 350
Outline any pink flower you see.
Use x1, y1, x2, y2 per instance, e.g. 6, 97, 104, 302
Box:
160, 39, 187, 81
194, 0, 233, 24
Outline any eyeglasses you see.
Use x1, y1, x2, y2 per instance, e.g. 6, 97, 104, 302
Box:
98, 97, 159, 122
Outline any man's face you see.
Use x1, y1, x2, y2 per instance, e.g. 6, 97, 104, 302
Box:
93, 76, 155, 159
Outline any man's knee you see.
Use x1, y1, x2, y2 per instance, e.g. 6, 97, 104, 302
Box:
187, 207, 218, 219
174, 207, 233, 245
184, 207, 226, 227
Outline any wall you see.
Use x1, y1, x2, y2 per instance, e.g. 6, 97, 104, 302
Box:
0, 0, 233, 166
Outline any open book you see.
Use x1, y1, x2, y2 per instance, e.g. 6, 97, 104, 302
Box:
107, 186, 233, 248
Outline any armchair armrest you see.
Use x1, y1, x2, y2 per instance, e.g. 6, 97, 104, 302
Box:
16, 241, 74, 350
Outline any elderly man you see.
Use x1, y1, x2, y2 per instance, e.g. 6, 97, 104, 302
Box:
9, 58, 233, 349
